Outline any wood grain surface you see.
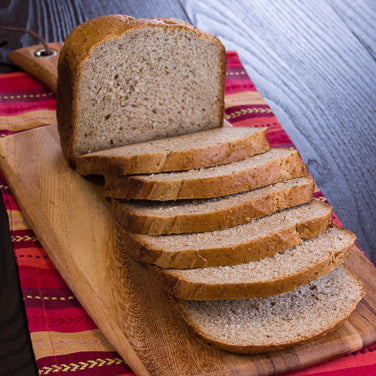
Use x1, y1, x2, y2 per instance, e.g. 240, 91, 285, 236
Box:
0, 1, 375, 375
0, 124, 376, 376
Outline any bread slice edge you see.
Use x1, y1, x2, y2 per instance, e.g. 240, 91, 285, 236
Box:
75, 126, 270, 176
177, 266, 365, 354
113, 177, 315, 235
118, 200, 333, 269
155, 226, 356, 300
105, 148, 308, 200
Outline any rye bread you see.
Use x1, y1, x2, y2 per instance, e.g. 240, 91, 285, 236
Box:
113, 177, 315, 235
156, 226, 355, 300
117, 200, 333, 269
105, 148, 308, 200
75, 126, 270, 176
178, 266, 364, 354
57, 15, 226, 166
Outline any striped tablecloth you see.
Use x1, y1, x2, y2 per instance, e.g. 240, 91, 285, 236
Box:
0, 51, 375, 376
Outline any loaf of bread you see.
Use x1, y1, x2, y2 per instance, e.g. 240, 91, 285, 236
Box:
117, 200, 333, 269
156, 226, 355, 300
179, 266, 364, 354
57, 15, 226, 165
59, 16, 364, 355
76, 126, 270, 176
105, 148, 308, 200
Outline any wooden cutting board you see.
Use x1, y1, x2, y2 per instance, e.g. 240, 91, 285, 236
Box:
1, 123, 376, 376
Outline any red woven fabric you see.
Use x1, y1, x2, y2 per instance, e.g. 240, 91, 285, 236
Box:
0, 51, 375, 375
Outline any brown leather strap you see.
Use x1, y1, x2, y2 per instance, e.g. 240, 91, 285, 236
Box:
0, 26, 52, 56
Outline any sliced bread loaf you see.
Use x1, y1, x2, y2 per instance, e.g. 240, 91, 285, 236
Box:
57, 15, 226, 165
105, 148, 308, 200
156, 226, 355, 300
179, 266, 364, 354
75, 126, 270, 176
113, 177, 315, 235
117, 199, 332, 269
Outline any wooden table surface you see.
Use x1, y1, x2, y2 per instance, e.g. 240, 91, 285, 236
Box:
0, 1, 375, 375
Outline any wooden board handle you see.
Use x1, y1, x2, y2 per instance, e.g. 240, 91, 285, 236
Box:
7, 42, 63, 92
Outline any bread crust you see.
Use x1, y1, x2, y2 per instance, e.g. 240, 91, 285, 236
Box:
155, 228, 356, 300
114, 177, 315, 235
117, 201, 333, 269
75, 127, 270, 176
57, 15, 226, 166
105, 149, 309, 200
177, 266, 365, 354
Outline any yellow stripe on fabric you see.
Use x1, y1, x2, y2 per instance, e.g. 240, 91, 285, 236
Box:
7, 209, 30, 231
224, 91, 267, 107
24, 295, 75, 301
38, 357, 125, 375
30, 329, 115, 359
225, 107, 273, 120
226, 71, 247, 76
0, 92, 54, 100
0, 110, 56, 131
11, 234, 38, 243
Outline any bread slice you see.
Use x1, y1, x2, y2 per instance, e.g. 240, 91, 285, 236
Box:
114, 177, 314, 235
179, 266, 364, 354
57, 15, 226, 165
75, 126, 270, 176
105, 148, 308, 200
157, 226, 355, 300
118, 199, 332, 269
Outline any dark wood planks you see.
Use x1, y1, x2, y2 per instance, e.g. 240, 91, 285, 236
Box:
182, 0, 376, 263
330, 0, 376, 60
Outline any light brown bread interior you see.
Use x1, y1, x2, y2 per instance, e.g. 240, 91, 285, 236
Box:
118, 200, 333, 269
179, 266, 364, 354
75, 126, 270, 176
105, 148, 308, 200
113, 177, 315, 235
57, 16, 226, 165
157, 226, 355, 300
